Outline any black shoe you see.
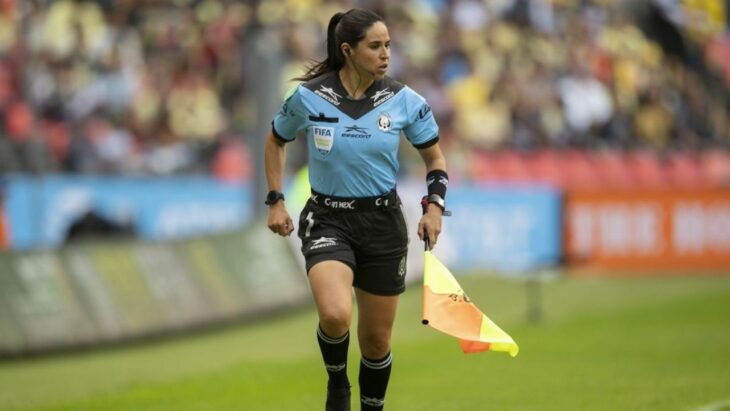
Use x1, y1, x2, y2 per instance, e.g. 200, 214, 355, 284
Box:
326, 384, 351, 411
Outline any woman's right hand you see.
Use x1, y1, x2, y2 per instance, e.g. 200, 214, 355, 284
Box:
267, 203, 294, 236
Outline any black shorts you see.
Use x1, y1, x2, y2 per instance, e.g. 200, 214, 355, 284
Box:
297, 189, 409, 296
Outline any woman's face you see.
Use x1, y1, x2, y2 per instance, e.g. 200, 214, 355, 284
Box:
349, 22, 390, 80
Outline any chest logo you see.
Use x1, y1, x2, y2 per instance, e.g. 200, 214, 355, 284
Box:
371, 87, 394, 107
377, 112, 392, 132
342, 125, 371, 139
315, 86, 341, 106
313, 126, 334, 155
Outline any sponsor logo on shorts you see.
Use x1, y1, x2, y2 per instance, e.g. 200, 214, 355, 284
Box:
310, 236, 337, 250
324, 198, 356, 210
375, 197, 390, 207
398, 256, 406, 277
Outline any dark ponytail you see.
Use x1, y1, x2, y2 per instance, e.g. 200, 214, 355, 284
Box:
294, 9, 384, 82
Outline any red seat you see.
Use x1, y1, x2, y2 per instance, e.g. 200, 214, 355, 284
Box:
701, 150, 730, 187
590, 150, 635, 188
470, 151, 500, 181
497, 151, 532, 182
527, 150, 565, 188
562, 150, 602, 189
212, 139, 251, 183
627, 151, 669, 188
666, 152, 706, 188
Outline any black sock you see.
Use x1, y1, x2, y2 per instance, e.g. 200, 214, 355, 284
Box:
359, 352, 392, 410
316, 325, 350, 389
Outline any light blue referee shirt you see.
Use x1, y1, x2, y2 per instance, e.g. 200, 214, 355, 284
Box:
272, 71, 439, 197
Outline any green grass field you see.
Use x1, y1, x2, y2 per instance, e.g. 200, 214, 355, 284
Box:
1, 273, 729, 411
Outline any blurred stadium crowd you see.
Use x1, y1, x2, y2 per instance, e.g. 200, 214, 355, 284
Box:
0, 0, 728, 181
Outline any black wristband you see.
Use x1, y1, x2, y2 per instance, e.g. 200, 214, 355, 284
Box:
265, 190, 285, 206
426, 169, 448, 199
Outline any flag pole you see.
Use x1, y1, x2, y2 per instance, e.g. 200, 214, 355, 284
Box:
422, 233, 430, 326
421, 194, 448, 324
526, 272, 543, 324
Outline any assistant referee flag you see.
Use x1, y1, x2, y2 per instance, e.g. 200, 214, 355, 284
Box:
422, 251, 519, 356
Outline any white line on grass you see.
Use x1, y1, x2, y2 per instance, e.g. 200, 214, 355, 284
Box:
690, 398, 730, 411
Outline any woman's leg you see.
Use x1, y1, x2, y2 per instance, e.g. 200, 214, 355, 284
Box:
310, 260, 354, 337
355, 289, 399, 411
309, 260, 355, 410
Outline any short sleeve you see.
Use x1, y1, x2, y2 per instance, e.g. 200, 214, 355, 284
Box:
272, 85, 308, 142
402, 87, 439, 149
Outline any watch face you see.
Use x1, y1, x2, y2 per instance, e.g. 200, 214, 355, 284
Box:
266, 191, 284, 205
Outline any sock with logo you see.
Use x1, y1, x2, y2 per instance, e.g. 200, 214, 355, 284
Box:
359, 352, 392, 411
317, 325, 350, 389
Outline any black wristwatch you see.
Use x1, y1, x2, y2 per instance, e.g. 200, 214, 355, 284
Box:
426, 194, 445, 212
265, 190, 285, 206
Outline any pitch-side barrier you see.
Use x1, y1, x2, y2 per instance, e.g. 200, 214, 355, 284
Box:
0, 223, 308, 357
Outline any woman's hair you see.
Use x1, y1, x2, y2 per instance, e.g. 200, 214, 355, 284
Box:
294, 9, 384, 82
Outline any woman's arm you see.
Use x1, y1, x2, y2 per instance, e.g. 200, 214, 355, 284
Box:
417, 142, 447, 249
264, 131, 294, 236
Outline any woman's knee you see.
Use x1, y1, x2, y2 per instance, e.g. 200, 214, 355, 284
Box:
318, 309, 351, 337
359, 329, 392, 358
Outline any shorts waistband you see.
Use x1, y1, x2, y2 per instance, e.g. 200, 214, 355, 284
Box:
309, 189, 398, 212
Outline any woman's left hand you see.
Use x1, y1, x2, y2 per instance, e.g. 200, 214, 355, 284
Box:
418, 204, 443, 250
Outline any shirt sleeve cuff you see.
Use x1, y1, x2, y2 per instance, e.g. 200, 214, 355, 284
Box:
413, 135, 439, 149
271, 122, 293, 143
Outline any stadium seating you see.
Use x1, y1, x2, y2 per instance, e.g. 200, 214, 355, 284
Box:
470, 149, 728, 190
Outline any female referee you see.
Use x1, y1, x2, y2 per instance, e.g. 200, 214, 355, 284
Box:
264, 8, 448, 411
